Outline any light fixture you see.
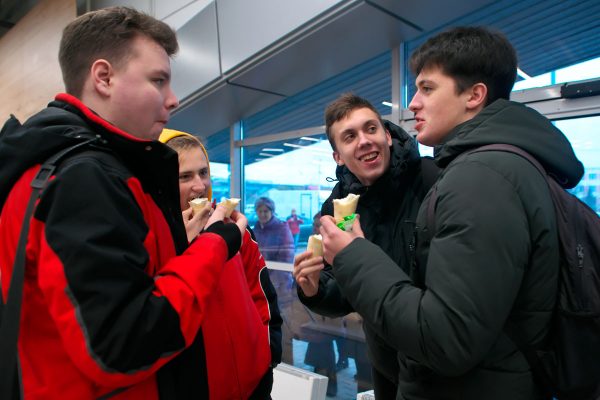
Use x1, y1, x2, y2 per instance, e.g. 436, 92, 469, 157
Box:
283, 143, 305, 149
517, 67, 531, 80
262, 148, 284, 152
382, 101, 393, 107
300, 136, 320, 142
258, 152, 275, 157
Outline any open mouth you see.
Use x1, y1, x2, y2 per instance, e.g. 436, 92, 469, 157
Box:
189, 194, 206, 202
359, 152, 379, 162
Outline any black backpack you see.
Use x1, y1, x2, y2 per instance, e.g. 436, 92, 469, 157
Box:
426, 144, 600, 400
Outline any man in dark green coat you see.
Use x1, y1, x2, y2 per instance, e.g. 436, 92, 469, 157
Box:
315, 27, 584, 399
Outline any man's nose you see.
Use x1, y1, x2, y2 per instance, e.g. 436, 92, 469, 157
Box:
357, 131, 370, 146
165, 85, 179, 110
192, 175, 205, 191
408, 93, 420, 112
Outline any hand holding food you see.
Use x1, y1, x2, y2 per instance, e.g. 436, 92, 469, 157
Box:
293, 250, 324, 297
182, 205, 211, 242
306, 234, 323, 257
188, 197, 210, 215
320, 214, 365, 265
333, 193, 360, 231
217, 197, 241, 218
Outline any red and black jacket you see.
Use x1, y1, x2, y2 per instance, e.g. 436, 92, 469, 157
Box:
0, 94, 275, 399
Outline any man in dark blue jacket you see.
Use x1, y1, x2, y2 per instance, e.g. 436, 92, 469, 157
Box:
294, 93, 436, 397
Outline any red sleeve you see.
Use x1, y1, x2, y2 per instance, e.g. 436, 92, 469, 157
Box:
239, 229, 269, 325
239, 229, 282, 364
33, 160, 230, 388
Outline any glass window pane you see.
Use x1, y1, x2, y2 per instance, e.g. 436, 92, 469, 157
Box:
555, 57, 600, 84
554, 116, 600, 214
209, 162, 230, 200
202, 128, 230, 199
243, 133, 374, 398
244, 135, 336, 238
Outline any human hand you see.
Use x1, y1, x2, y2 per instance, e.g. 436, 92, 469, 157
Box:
319, 214, 364, 265
293, 250, 324, 297
183, 203, 212, 242
206, 203, 227, 227
227, 209, 248, 237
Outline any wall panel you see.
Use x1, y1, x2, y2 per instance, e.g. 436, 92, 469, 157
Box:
0, 0, 75, 122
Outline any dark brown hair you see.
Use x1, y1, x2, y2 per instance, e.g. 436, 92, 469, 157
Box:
324, 93, 384, 151
59, 6, 178, 97
409, 26, 517, 105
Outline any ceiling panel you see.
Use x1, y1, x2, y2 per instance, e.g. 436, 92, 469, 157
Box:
170, 2, 221, 100
228, 1, 419, 97
166, 81, 284, 140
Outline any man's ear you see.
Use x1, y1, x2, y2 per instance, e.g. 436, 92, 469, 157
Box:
466, 82, 488, 111
332, 151, 344, 166
385, 129, 392, 147
90, 59, 113, 97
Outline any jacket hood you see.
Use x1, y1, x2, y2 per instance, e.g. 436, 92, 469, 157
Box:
334, 120, 421, 194
435, 99, 584, 188
0, 93, 178, 209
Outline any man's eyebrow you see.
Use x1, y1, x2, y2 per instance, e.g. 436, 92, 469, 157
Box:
154, 69, 171, 80
339, 127, 356, 136
416, 78, 433, 87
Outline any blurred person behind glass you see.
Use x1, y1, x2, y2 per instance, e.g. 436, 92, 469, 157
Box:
253, 197, 295, 364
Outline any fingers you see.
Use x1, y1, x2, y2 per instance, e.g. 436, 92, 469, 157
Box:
205, 204, 227, 227
319, 215, 338, 237
229, 209, 248, 236
192, 203, 211, 228
349, 214, 365, 239
183, 204, 211, 242
293, 252, 324, 280
293, 250, 314, 267
294, 263, 324, 279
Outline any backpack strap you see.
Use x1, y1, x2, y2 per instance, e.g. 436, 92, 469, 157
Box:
424, 144, 546, 243
0, 137, 97, 400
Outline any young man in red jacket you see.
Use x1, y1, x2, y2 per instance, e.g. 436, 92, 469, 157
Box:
159, 129, 282, 399
0, 6, 246, 399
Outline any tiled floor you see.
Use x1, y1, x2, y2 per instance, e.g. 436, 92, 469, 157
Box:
292, 339, 367, 400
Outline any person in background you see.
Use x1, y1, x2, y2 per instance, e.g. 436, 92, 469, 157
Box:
254, 197, 295, 263
159, 128, 282, 399
316, 26, 583, 399
253, 196, 295, 364
286, 208, 304, 249
0, 6, 246, 399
